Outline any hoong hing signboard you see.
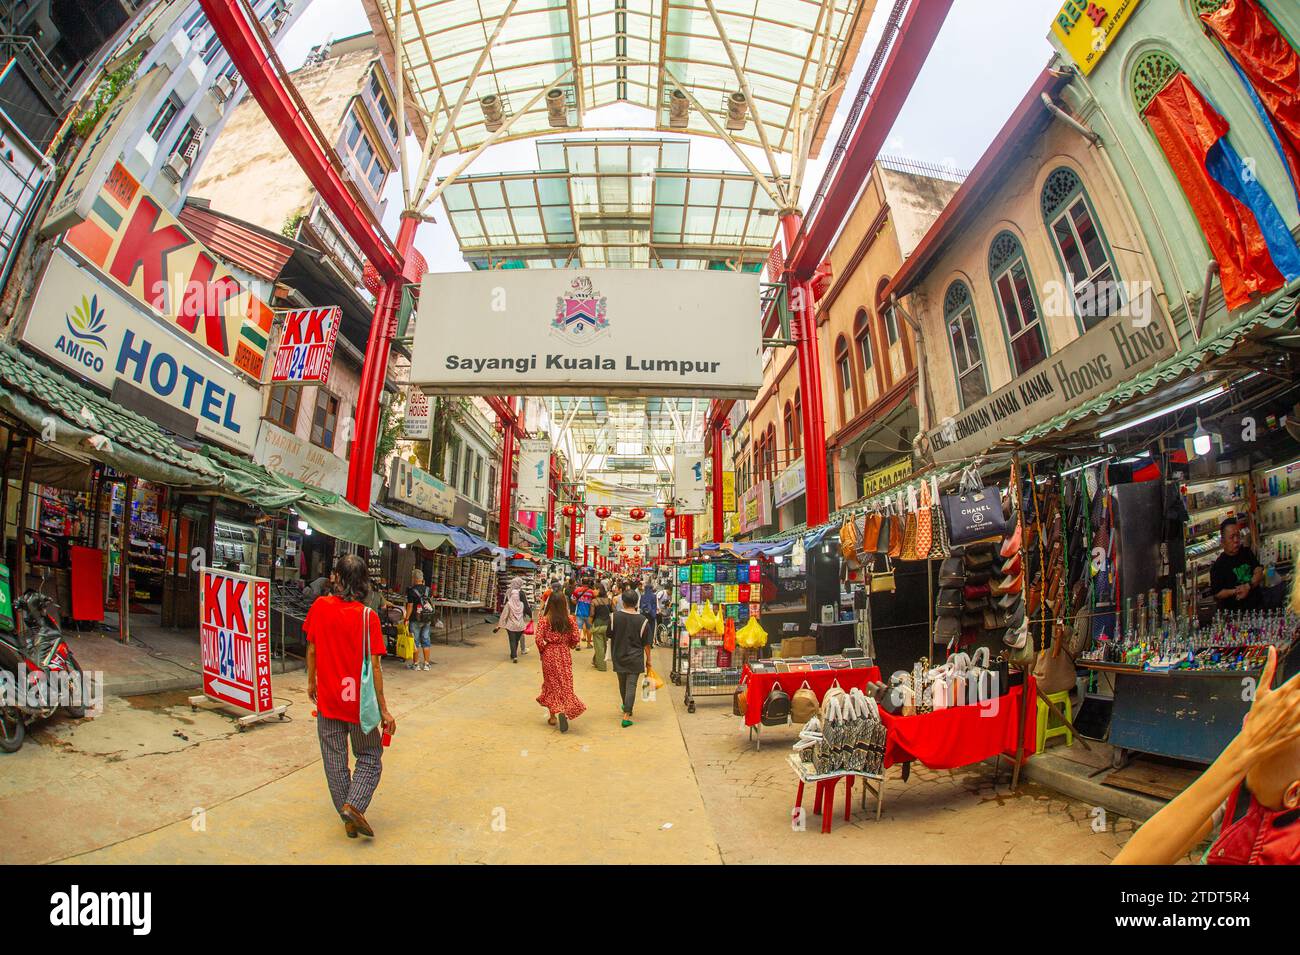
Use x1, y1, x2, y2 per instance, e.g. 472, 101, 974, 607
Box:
925, 303, 1175, 463
271, 306, 341, 385
409, 270, 763, 399
199, 567, 272, 714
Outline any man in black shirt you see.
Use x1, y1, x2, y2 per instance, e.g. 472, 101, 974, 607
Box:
1210, 518, 1263, 612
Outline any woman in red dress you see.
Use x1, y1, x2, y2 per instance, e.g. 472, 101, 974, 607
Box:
534, 591, 586, 732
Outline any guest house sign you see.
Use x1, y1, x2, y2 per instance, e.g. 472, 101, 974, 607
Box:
926, 299, 1175, 463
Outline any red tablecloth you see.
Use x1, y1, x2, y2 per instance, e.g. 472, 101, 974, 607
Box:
878, 677, 1038, 769
740, 665, 882, 727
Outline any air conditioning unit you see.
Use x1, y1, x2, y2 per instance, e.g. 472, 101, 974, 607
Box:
671, 539, 686, 558
213, 75, 235, 101
163, 152, 191, 183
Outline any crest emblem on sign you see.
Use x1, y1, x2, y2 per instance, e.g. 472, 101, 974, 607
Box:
552, 276, 608, 345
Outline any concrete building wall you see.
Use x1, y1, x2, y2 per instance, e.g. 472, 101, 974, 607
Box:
904, 119, 1164, 429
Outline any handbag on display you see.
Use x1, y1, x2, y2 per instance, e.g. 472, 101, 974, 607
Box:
926, 477, 951, 559
899, 488, 920, 561
862, 512, 883, 555
886, 507, 904, 559
839, 517, 859, 564
791, 680, 820, 723
1033, 642, 1078, 695
870, 554, 896, 593
941, 467, 1009, 545
761, 682, 792, 726
733, 681, 748, 717
939, 556, 966, 587
914, 480, 934, 558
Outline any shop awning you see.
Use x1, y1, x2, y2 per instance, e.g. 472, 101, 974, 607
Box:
1010, 291, 1299, 449
0, 343, 223, 488
201, 447, 381, 549
370, 503, 454, 551
370, 503, 503, 557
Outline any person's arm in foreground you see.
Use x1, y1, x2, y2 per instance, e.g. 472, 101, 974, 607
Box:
1113, 647, 1300, 864
306, 643, 317, 704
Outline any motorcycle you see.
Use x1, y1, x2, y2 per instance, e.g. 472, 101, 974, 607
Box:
0, 590, 87, 753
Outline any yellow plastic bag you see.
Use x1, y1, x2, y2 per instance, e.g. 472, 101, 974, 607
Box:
700, 600, 719, 635
396, 623, 415, 661
684, 605, 703, 636
646, 665, 665, 690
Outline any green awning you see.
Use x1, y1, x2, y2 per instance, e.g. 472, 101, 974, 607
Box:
200, 447, 381, 549
1012, 291, 1299, 447
0, 343, 223, 488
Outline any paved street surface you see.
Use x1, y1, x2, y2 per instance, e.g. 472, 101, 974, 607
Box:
2, 620, 1145, 864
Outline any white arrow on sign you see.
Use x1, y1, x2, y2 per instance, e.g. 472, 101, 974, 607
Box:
207, 678, 252, 704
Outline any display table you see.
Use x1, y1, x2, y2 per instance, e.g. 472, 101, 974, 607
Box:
876, 678, 1038, 769
740, 666, 882, 745
431, 599, 484, 644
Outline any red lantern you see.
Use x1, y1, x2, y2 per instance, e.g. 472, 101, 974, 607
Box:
633, 534, 642, 542
663, 507, 676, 519
629, 507, 646, 520
562, 504, 575, 517
612, 534, 623, 542
595, 505, 610, 519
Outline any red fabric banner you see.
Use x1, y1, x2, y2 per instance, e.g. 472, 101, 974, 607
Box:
741, 666, 882, 727
1144, 72, 1285, 309
70, 546, 105, 622
1202, 0, 1300, 192
878, 678, 1038, 770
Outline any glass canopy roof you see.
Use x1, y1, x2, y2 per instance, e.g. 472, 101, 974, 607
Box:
368, 0, 876, 157
439, 137, 781, 268
547, 395, 707, 488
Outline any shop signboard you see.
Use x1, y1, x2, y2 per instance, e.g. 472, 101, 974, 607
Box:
721, 471, 737, 512
61, 162, 273, 379
454, 498, 488, 537
271, 306, 341, 385
0, 563, 10, 631
674, 441, 707, 512
388, 457, 456, 519
1050, 0, 1145, 76
255, 421, 348, 494
199, 567, 272, 714
925, 301, 1175, 464
516, 439, 551, 511
738, 481, 772, 535
40, 70, 168, 238
403, 387, 431, 439
410, 270, 763, 399
22, 251, 260, 454
863, 457, 913, 498
774, 457, 806, 508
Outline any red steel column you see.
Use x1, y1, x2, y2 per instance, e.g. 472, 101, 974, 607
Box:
710, 423, 725, 543
684, 514, 695, 551
567, 506, 577, 563
496, 397, 517, 547
782, 212, 829, 527
347, 213, 420, 509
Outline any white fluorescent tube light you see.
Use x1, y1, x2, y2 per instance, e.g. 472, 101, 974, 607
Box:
1097, 384, 1228, 439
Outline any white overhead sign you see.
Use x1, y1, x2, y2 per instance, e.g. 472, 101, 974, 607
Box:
516, 439, 551, 512
22, 250, 259, 454
673, 441, 707, 513
409, 270, 764, 399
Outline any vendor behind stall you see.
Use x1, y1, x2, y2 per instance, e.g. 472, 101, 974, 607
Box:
1210, 518, 1263, 612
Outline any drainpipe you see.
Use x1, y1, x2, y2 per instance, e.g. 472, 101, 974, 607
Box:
1040, 92, 1100, 146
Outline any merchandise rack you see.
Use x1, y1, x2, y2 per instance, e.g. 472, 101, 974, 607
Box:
676, 558, 767, 713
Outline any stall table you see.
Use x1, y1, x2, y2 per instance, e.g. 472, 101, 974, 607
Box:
431, 599, 483, 644
740, 666, 882, 748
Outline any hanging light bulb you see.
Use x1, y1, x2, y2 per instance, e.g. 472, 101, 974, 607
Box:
1193, 417, 1212, 457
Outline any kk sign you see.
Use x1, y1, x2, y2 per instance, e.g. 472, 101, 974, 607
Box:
1050, 0, 1144, 75
62, 162, 273, 379
199, 568, 272, 714
272, 306, 341, 385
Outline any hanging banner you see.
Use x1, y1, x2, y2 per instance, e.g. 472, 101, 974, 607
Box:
721, 471, 737, 512
61, 162, 273, 379
21, 251, 259, 454
516, 439, 551, 511
738, 481, 773, 534
410, 270, 763, 399
673, 441, 707, 512
863, 457, 913, 497
1050, 0, 1145, 76
649, 508, 666, 546
403, 387, 431, 439
271, 306, 341, 385
924, 300, 1174, 463
388, 457, 456, 519
774, 457, 806, 508
199, 567, 272, 714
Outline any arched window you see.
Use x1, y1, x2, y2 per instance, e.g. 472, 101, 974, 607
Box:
1041, 166, 1121, 331
783, 401, 797, 458
877, 279, 899, 346
765, 424, 777, 478
834, 334, 856, 425
854, 308, 874, 374
944, 280, 989, 409
988, 231, 1048, 375
792, 388, 802, 455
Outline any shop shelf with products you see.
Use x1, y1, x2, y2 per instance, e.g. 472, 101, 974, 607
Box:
676, 558, 769, 714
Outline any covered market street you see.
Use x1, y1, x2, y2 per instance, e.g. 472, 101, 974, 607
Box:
2, 621, 1142, 866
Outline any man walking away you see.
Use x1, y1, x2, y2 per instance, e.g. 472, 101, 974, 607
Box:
404, 569, 435, 671
639, 579, 658, 644
610, 589, 653, 727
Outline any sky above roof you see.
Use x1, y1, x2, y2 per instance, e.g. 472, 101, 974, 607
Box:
276, 0, 1066, 276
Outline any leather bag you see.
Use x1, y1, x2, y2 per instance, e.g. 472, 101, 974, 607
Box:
941, 468, 1008, 545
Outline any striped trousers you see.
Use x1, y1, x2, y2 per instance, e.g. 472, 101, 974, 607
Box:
317, 716, 383, 815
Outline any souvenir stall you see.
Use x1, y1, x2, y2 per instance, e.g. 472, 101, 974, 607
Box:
674, 554, 770, 712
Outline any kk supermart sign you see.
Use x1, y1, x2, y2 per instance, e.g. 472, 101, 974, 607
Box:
63, 162, 272, 379
271, 306, 341, 385
199, 567, 272, 714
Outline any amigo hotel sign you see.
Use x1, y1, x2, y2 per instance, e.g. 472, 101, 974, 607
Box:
409, 270, 763, 399
926, 302, 1175, 463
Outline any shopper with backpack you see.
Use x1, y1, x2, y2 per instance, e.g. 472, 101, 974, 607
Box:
404, 569, 435, 671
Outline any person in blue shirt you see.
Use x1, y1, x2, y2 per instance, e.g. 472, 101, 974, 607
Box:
639, 579, 658, 640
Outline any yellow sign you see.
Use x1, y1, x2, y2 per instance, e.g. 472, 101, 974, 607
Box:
63, 162, 272, 379
1050, 0, 1143, 76
862, 457, 912, 498
721, 471, 736, 512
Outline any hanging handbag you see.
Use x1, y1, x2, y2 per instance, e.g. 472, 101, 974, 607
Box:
886, 512, 904, 559
861, 511, 883, 555
791, 680, 820, 723
877, 510, 893, 554
839, 517, 859, 563
899, 488, 920, 561
870, 554, 896, 593
915, 479, 934, 558
359, 607, 382, 735
1033, 641, 1078, 695
941, 467, 1008, 545
926, 476, 950, 559
733, 679, 748, 717
761, 682, 792, 726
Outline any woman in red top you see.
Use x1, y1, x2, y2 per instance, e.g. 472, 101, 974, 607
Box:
534, 591, 586, 732
305, 555, 396, 839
